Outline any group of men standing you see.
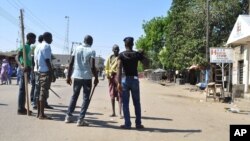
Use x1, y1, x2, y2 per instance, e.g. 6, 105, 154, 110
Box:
15, 32, 54, 119
15, 32, 147, 129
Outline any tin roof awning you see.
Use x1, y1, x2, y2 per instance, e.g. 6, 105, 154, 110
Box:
227, 15, 250, 46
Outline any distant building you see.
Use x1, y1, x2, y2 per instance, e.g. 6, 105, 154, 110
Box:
51, 54, 105, 69
52, 54, 70, 68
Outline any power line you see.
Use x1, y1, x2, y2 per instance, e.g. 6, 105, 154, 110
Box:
6, 0, 65, 42
0, 6, 19, 26
7, 0, 66, 51
6, 0, 19, 10
16, 0, 65, 40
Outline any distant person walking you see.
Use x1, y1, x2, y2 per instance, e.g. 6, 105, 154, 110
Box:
64, 35, 99, 126
7, 62, 12, 85
1, 59, 9, 85
105, 44, 122, 118
15, 32, 36, 115
117, 37, 148, 129
64, 67, 68, 78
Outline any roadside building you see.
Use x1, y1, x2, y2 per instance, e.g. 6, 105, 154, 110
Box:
227, 15, 250, 98
51, 54, 70, 68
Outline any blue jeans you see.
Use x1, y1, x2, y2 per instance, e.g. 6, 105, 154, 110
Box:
67, 79, 92, 120
122, 77, 141, 127
18, 71, 30, 111
30, 72, 35, 105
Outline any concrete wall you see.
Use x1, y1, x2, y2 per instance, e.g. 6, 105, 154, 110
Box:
232, 45, 250, 93
232, 46, 243, 85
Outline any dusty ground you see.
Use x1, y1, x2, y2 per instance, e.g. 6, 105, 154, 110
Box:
0, 78, 250, 141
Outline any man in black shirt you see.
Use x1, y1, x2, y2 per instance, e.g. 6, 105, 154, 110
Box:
117, 37, 148, 129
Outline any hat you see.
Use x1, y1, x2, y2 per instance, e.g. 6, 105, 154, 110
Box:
123, 37, 134, 42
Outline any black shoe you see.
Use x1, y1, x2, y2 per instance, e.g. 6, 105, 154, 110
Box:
45, 105, 53, 109
136, 125, 144, 129
17, 109, 32, 115
120, 125, 131, 129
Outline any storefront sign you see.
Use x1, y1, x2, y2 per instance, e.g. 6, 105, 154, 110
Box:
210, 48, 233, 63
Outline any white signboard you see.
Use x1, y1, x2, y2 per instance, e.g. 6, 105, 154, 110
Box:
210, 48, 233, 63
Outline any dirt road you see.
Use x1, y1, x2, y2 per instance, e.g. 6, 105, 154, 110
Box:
0, 78, 249, 141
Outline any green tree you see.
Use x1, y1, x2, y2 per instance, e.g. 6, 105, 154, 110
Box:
136, 17, 167, 68
137, 0, 249, 71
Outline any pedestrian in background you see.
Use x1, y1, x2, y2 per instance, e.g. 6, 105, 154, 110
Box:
7, 62, 12, 85
1, 59, 8, 85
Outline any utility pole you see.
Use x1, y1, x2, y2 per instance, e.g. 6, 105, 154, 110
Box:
20, 9, 30, 115
249, 0, 250, 14
64, 16, 69, 54
206, 0, 210, 62
16, 38, 19, 49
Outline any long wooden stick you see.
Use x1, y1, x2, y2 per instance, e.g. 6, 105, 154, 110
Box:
85, 84, 97, 112
20, 9, 30, 116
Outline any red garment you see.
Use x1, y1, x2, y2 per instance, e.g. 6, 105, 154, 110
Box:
108, 74, 121, 101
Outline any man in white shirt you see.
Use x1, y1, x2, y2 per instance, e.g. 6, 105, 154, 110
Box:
64, 35, 99, 126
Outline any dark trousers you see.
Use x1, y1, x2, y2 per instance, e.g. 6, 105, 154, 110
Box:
18, 71, 30, 111
67, 79, 92, 120
121, 77, 141, 127
30, 72, 35, 105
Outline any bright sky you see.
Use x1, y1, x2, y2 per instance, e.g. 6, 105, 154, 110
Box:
0, 0, 172, 59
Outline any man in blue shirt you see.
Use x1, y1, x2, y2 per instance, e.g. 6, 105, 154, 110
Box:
36, 32, 55, 119
65, 35, 99, 126
32, 35, 53, 110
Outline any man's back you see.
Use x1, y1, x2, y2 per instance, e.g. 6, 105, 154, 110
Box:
119, 50, 143, 76
72, 45, 95, 79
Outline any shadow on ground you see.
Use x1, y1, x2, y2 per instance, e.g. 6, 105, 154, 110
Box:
87, 119, 201, 134
0, 103, 8, 106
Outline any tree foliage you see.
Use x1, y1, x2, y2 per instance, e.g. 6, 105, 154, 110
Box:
136, 0, 248, 70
